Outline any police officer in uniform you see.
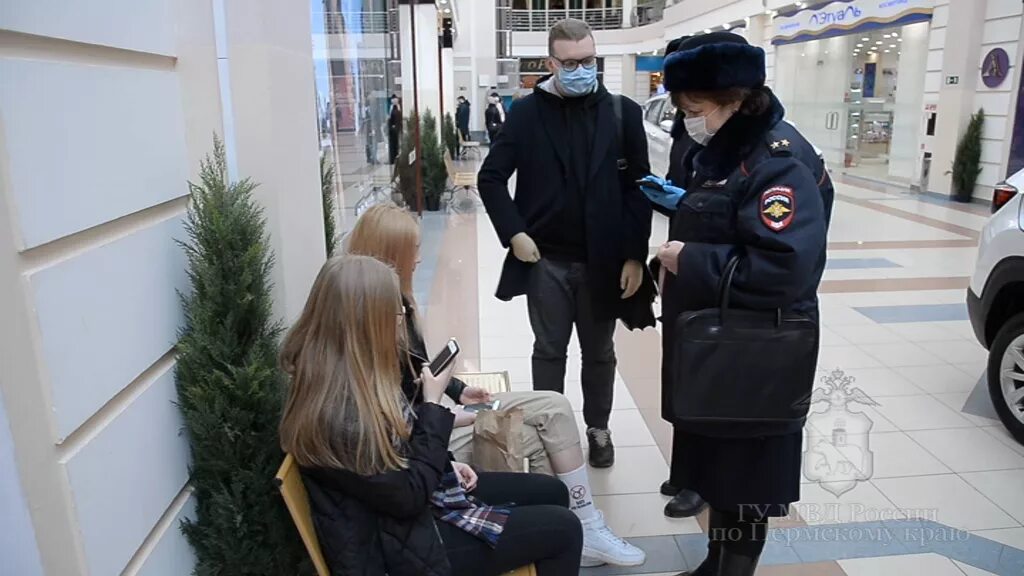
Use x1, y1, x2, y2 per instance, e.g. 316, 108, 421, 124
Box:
645, 33, 831, 576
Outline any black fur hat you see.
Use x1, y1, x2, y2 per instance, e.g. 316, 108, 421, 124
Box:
663, 32, 766, 92
665, 35, 691, 56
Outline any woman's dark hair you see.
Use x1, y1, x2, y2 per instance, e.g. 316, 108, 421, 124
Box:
677, 86, 770, 117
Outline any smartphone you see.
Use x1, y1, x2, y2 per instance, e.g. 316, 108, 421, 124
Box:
429, 339, 460, 375
637, 178, 665, 193
464, 400, 501, 413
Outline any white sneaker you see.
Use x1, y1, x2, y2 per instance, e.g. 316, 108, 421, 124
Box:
580, 511, 646, 567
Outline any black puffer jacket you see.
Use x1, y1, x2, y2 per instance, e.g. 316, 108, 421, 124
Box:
301, 400, 456, 575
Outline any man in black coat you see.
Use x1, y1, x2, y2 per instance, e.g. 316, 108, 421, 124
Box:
455, 96, 471, 142
478, 18, 652, 468
387, 94, 402, 164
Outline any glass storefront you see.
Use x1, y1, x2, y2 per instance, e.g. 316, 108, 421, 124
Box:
773, 21, 930, 185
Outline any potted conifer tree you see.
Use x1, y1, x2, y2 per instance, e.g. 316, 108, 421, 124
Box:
951, 108, 985, 203
175, 137, 308, 574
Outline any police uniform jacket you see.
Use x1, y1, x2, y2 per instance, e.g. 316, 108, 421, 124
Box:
657, 90, 831, 431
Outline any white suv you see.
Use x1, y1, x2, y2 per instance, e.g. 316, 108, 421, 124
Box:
641, 94, 676, 179
968, 168, 1024, 444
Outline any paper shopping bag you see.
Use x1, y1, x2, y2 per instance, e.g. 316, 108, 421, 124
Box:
471, 408, 525, 473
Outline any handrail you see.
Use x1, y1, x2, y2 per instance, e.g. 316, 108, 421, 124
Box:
507, 8, 624, 32
321, 11, 390, 35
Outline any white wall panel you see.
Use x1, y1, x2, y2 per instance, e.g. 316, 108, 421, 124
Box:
986, 0, 1024, 20
0, 59, 188, 248
982, 18, 1022, 44
66, 367, 190, 576
982, 114, 1010, 140
30, 217, 187, 439
926, 49, 944, 72
0, 389, 44, 576
137, 496, 196, 576
0, 0, 176, 56
932, 4, 950, 28
925, 71, 942, 93
974, 91, 1013, 114
928, 28, 946, 51
981, 139, 1006, 165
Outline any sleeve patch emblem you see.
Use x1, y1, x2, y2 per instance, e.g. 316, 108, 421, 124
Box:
760, 186, 795, 232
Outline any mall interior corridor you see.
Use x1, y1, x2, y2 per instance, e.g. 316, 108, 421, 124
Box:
410, 158, 1024, 576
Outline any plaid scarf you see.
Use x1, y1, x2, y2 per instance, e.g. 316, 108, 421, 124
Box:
430, 470, 511, 547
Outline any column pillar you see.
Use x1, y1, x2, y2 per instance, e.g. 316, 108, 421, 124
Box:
622, 53, 638, 101
223, 0, 326, 323
399, 1, 441, 121
746, 14, 769, 50
930, 1, 986, 196
621, 0, 636, 28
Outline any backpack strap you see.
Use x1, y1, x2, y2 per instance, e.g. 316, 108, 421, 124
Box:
612, 94, 627, 171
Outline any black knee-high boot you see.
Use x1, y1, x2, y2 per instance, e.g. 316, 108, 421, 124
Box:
713, 508, 766, 576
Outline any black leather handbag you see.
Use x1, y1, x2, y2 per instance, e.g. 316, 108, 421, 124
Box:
671, 255, 819, 430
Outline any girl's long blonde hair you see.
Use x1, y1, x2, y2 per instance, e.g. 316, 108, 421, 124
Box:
279, 255, 410, 475
346, 203, 419, 301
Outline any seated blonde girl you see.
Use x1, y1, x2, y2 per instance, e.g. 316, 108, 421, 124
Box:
280, 255, 584, 576
345, 204, 645, 568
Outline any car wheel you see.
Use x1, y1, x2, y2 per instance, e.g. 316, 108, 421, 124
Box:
987, 312, 1024, 445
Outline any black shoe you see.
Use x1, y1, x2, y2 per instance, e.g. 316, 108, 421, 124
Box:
715, 549, 760, 576
661, 480, 681, 496
664, 489, 707, 518
587, 428, 615, 468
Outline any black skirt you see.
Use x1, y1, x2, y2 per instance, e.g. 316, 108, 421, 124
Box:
672, 429, 803, 518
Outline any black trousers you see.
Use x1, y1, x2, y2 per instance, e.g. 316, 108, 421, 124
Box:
527, 259, 617, 429
388, 130, 400, 164
439, 472, 583, 576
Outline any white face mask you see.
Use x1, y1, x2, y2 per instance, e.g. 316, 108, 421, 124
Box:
684, 106, 721, 145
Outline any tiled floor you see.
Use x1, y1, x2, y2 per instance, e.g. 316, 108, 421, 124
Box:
413, 160, 1024, 575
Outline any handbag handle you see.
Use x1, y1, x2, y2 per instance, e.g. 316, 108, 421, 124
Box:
716, 254, 783, 326
717, 255, 742, 310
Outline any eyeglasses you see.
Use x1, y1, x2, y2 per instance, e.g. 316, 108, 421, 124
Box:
551, 55, 598, 72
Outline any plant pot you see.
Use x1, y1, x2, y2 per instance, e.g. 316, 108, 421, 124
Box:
425, 195, 441, 211
952, 187, 973, 203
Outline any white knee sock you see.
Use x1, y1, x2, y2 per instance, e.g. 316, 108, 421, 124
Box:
557, 464, 599, 523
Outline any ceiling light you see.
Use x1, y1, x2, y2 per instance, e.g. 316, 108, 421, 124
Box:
856, 43, 863, 47
704, 28, 712, 34
883, 33, 890, 38
898, 38, 903, 42
795, 1, 805, 7
892, 32, 899, 37
443, 7, 451, 12
723, 22, 731, 30
862, 37, 869, 41
889, 44, 896, 48
884, 49, 890, 53
875, 41, 883, 45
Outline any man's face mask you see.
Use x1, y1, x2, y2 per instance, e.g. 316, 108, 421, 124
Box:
556, 64, 598, 97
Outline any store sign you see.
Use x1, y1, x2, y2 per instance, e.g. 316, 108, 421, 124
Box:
982, 48, 1010, 88
772, 0, 933, 45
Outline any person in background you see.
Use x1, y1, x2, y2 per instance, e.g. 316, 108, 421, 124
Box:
387, 94, 402, 164
484, 91, 505, 144
477, 18, 652, 470
456, 95, 472, 146
346, 204, 646, 568
280, 255, 585, 576
650, 33, 830, 576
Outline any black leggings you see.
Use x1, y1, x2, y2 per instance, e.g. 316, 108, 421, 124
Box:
438, 472, 583, 576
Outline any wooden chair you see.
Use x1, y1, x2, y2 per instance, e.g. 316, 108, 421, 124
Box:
275, 448, 535, 575
453, 371, 512, 395
274, 454, 331, 576
459, 135, 481, 159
